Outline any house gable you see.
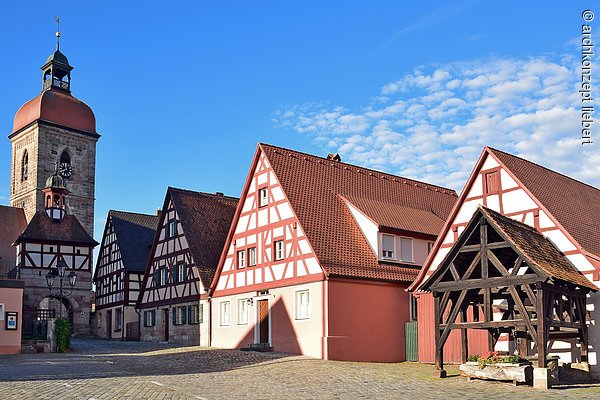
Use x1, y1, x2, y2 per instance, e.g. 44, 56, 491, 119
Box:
212, 148, 324, 297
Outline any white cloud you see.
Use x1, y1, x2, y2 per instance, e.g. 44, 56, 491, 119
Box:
272, 56, 599, 192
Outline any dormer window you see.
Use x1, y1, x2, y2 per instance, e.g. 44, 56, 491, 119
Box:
258, 187, 268, 207
382, 234, 395, 259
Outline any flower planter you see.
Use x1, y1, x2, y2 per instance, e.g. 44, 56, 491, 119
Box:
460, 361, 533, 385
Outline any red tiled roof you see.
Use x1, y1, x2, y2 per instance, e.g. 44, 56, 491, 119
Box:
15, 211, 97, 246
169, 188, 238, 288
261, 143, 457, 282
343, 195, 447, 236
489, 148, 600, 258
0, 206, 27, 274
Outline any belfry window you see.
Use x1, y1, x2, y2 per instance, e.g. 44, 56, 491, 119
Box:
21, 150, 28, 182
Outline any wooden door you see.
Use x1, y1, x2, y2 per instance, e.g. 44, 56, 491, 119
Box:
164, 309, 169, 342
258, 300, 269, 344
106, 310, 112, 338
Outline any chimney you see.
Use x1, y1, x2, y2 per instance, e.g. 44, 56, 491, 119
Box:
215, 192, 224, 197
327, 153, 342, 162
155, 209, 161, 216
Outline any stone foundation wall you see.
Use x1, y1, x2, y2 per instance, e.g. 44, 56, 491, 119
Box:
140, 300, 208, 345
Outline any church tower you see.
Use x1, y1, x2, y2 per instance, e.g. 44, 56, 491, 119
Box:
8, 37, 100, 237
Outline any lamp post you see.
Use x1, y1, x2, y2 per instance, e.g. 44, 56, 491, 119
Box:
45, 258, 77, 319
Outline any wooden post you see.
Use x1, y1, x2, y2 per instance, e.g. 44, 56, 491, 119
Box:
579, 296, 589, 363
461, 307, 468, 364
433, 291, 446, 378
536, 283, 547, 368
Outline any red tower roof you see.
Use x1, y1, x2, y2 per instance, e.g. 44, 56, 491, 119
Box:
12, 88, 97, 135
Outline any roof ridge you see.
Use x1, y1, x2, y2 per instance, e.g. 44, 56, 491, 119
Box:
488, 147, 600, 193
168, 186, 239, 201
109, 210, 158, 218
260, 142, 458, 196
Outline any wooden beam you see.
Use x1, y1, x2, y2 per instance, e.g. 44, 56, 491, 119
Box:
508, 285, 538, 346
439, 289, 469, 349
487, 250, 510, 276
433, 292, 446, 377
441, 320, 530, 329
434, 274, 540, 292
480, 219, 488, 279
460, 308, 468, 364
536, 284, 547, 368
510, 256, 524, 276
459, 241, 510, 253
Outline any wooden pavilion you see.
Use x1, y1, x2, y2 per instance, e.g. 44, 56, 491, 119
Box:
420, 206, 596, 378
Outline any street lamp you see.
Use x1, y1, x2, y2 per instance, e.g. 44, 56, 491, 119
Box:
45, 258, 77, 319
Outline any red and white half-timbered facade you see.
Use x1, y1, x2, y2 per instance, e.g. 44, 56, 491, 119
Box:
137, 187, 237, 345
94, 211, 158, 340
210, 144, 457, 361
410, 147, 600, 376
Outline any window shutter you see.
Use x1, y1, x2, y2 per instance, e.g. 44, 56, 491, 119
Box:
198, 304, 203, 323
172, 308, 177, 325
173, 264, 178, 283
401, 238, 413, 261
151, 310, 156, 326
143, 311, 147, 327
182, 307, 187, 324
187, 305, 192, 324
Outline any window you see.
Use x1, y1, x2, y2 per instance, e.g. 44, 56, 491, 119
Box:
238, 299, 249, 325
274, 240, 284, 261
178, 263, 186, 282
189, 304, 202, 324
258, 187, 268, 207
173, 306, 187, 325
164, 223, 170, 239
220, 301, 231, 326
409, 293, 418, 321
165, 220, 178, 239
484, 171, 500, 195
248, 247, 257, 266
115, 308, 122, 331
400, 238, 414, 262
382, 234, 395, 259
163, 268, 169, 285
21, 150, 28, 182
170, 221, 178, 237
154, 270, 160, 287
427, 242, 434, 254
143, 310, 156, 327
159, 267, 166, 286
295, 290, 310, 320
237, 250, 246, 268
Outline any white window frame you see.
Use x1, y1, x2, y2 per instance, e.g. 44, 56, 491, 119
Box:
220, 301, 231, 326
248, 247, 257, 266
400, 237, 414, 262
237, 250, 246, 268
295, 289, 311, 320
382, 234, 396, 259
160, 267, 166, 286
258, 187, 268, 207
170, 220, 178, 237
274, 240, 284, 261
238, 299, 249, 325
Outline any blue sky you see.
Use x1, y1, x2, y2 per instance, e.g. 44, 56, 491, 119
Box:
0, 1, 597, 242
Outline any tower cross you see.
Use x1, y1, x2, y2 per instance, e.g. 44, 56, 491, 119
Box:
55, 16, 61, 50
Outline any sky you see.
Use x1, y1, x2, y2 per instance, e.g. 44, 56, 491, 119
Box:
0, 1, 598, 244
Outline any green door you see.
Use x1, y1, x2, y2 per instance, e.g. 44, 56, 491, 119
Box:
405, 321, 418, 361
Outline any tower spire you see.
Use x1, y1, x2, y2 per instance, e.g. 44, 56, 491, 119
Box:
55, 16, 61, 50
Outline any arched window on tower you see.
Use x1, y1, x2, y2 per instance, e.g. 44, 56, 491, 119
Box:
21, 150, 28, 182
59, 150, 72, 179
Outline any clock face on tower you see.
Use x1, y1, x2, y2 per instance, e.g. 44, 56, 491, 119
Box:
59, 162, 72, 178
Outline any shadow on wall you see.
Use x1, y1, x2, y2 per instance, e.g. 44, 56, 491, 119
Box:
233, 297, 303, 356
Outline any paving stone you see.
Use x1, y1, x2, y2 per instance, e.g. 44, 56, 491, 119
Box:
0, 338, 599, 399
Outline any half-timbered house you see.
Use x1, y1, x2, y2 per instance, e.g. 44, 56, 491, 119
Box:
94, 210, 159, 340
137, 187, 238, 345
409, 147, 600, 376
209, 143, 457, 362
14, 170, 97, 336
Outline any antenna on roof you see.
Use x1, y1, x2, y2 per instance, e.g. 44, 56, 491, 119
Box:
55, 16, 61, 50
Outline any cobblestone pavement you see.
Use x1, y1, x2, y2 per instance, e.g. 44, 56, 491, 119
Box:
1, 338, 600, 399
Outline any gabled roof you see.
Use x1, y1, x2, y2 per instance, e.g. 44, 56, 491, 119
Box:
422, 206, 596, 292
0, 206, 27, 272
410, 146, 600, 292
109, 211, 159, 273
169, 188, 238, 288
258, 143, 457, 282
489, 148, 600, 258
15, 211, 97, 246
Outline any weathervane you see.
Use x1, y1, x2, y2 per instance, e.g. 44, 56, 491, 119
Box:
55, 16, 61, 50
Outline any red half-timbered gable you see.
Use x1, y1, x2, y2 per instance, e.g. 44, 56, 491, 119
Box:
410, 147, 600, 373
213, 151, 324, 295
